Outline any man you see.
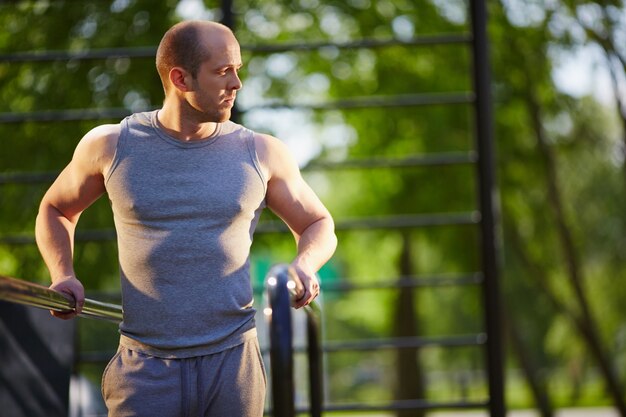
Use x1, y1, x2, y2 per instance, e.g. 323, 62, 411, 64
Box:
35, 20, 337, 417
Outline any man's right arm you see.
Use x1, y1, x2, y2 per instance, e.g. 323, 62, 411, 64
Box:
35, 124, 119, 319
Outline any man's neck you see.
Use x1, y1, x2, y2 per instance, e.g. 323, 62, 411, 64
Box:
157, 103, 218, 142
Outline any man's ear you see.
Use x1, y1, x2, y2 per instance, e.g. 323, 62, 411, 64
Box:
169, 67, 192, 92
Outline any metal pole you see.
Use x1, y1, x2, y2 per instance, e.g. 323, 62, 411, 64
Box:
0, 275, 122, 323
265, 264, 324, 416
266, 266, 296, 417
307, 311, 323, 417
220, 0, 241, 123
468, 0, 506, 415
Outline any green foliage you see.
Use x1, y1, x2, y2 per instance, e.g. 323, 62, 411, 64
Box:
2, 0, 625, 411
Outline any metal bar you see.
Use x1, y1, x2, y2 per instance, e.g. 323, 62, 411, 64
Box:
307, 301, 323, 417
244, 92, 474, 112
258, 212, 480, 234
0, 275, 122, 323
323, 399, 489, 412
0, 230, 116, 245
0, 107, 135, 123
266, 265, 295, 417
247, 33, 472, 53
333, 212, 480, 230
303, 151, 478, 171
0, 34, 472, 63
0, 92, 473, 124
0, 46, 157, 63
0, 212, 479, 245
319, 273, 483, 291
324, 334, 486, 352
0, 171, 58, 185
253, 273, 483, 294
469, 0, 506, 415
0, 152, 476, 185
265, 264, 324, 417
220, 0, 240, 124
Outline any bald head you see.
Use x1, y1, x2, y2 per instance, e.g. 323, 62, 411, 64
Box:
156, 20, 235, 92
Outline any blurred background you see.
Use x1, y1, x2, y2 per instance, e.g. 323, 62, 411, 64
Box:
0, 0, 625, 416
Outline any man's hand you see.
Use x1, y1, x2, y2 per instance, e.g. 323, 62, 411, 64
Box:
49, 276, 85, 319
291, 260, 320, 309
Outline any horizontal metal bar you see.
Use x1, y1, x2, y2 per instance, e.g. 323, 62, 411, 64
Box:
0, 108, 134, 123
0, 46, 157, 63
68, 273, 482, 305
246, 33, 472, 53
0, 275, 122, 323
257, 214, 476, 234
332, 212, 481, 230
303, 151, 477, 171
0, 213, 480, 245
324, 334, 487, 352
79, 330, 486, 365
0, 152, 477, 185
244, 92, 474, 112
0, 34, 472, 63
320, 273, 484, 291
257, 212, 480, 234
0, 171, 58, 185
0, 92, 473, 124
254, 273, 483, 293
0, 230, 117, 245
323, 399, 489, 413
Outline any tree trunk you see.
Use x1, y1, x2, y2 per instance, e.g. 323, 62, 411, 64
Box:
504, 308, 554, 417
393, 232, 425, 417
524, 85, 626, 416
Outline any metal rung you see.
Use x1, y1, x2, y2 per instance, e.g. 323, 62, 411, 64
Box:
0, 92, 473, 124
303, 151, 478, 171
0, 108, 133, 123
0, 152, 477, 186
0, 213, 480, 245
323, 398, 489, 413
321, 273, 484, 291
258, 212, 480, 234
324, 334, 487, 352
0, 171, 58, 185
244, 92, 474, 111
0, 34, 472, 63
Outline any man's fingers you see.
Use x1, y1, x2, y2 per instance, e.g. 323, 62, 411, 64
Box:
293, 283, 321, 309
50, 309, 78, 320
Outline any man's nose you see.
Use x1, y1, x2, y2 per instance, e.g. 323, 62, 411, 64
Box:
229, 72, 242, 90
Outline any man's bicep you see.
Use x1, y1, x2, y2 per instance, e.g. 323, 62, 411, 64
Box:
266, 175, 331, 237
258, 132, 331, 234
42, 162, 106, 221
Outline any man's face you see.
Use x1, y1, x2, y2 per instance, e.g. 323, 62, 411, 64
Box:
187, 31, 243, 123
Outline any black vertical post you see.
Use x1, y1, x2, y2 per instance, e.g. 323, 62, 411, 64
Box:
469, 0, 506, 416
307, 313, 323, 417
220, 0, 241, 123
267, 269, 296, 417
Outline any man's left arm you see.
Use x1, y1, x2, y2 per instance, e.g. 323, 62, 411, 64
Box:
255, 133, 338, 308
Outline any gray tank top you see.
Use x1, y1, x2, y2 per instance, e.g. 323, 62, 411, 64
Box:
105, 110, 267, 358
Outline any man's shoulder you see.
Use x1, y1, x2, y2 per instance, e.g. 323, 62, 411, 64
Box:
75, 123, 121, 168
82, 123, 121, 149
88, 123, 122, 138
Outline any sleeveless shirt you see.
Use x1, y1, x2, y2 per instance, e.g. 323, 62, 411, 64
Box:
105, 111, 267, 358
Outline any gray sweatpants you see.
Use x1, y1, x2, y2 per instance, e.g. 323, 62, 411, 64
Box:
101, 338, 266, 417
